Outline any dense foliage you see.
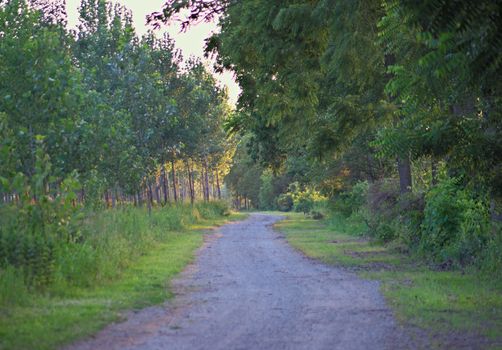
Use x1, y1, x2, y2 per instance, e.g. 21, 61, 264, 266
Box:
0, 0, 232, 297
159, 0, 502, 275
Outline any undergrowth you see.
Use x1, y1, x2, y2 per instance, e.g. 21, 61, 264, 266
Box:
0, 201, 238, 350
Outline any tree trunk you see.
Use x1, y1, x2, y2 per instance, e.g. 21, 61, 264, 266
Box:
203, 158, 210, 201
137, 192, 143, 207
366, 153, 376, 182
431, 159, 438, 186
161, 163, 169, 205
210, 172, 215, 198
397, 155, 412, 194
200, 169, 206, 202
385, 53, 413, 195
147, 181, 153, 215
179, 175, 185, 202
186, 160, 195, 204
215, 171, 221, 199
171, 159, 178, 202
104, 190, 110, 208
163, 165, 170, 204
155, 179, 161, 205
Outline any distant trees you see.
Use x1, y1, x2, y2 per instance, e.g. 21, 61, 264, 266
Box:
0, 0, 233, 208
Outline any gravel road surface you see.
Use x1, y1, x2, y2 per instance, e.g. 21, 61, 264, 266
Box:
68, 213, 420, 350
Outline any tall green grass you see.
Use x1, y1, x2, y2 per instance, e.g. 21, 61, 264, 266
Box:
325, 211, 368, 236
0, 201, 230, 306
0, 201, 237, 350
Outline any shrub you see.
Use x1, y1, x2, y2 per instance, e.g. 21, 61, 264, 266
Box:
332, 181, 369, 217
396, 191, 425, 249
284, 182, 327, 214
479, 223, 502, 277
293, 191, 315, 214
276, 193, 294, 211
364, 179, 401, 241
420, 178, 490, 267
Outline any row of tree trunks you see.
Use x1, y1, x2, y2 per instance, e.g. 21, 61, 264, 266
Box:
1, 160, 223, 208
233, 195, 249, 210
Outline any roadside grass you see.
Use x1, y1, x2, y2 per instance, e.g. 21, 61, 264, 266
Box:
274, 212, 502, 348
0, 206, 246, 350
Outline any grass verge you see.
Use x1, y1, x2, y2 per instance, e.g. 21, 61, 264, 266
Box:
0, 206, 246, 350
274, 212, 502, 349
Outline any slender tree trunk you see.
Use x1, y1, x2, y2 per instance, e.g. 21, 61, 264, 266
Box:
147, 181, 153, 215
190, 163, 196, 202
171, 159, 178, 202
203, 158, 210, 201
137, 192, 143, 207
104, 190, 110, 208
154, 177, 160, 205
215, 171, 221, 199
385, 53, 413, 195
161, 165, 169, 204
397, 156, 412, 194
186, 160, 195, 204
366, 153, 376, 182
179, 175, 185, 202
200, 169, 206, 202
148, 181, 154, 206
166, 167, 171, 203
431, 159, 438, 186
210, 172, 215, 199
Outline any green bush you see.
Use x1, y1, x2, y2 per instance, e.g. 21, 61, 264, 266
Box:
283, 182, 327, 214
479, 223, 502, 276
276, 193, 294, 211
420, 178, 490, 267
294, 192, 315, 214
364, 179, 402, 242
332, 181, 369, 217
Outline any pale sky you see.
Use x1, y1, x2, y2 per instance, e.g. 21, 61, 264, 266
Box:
65, 0, 240, 105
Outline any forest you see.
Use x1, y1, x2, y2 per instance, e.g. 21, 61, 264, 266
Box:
1, 0, 502, 348
152, 0, 502, 275
0, 0, 232, 305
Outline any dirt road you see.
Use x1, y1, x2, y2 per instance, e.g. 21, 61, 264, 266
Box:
68, 213, 419, 350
